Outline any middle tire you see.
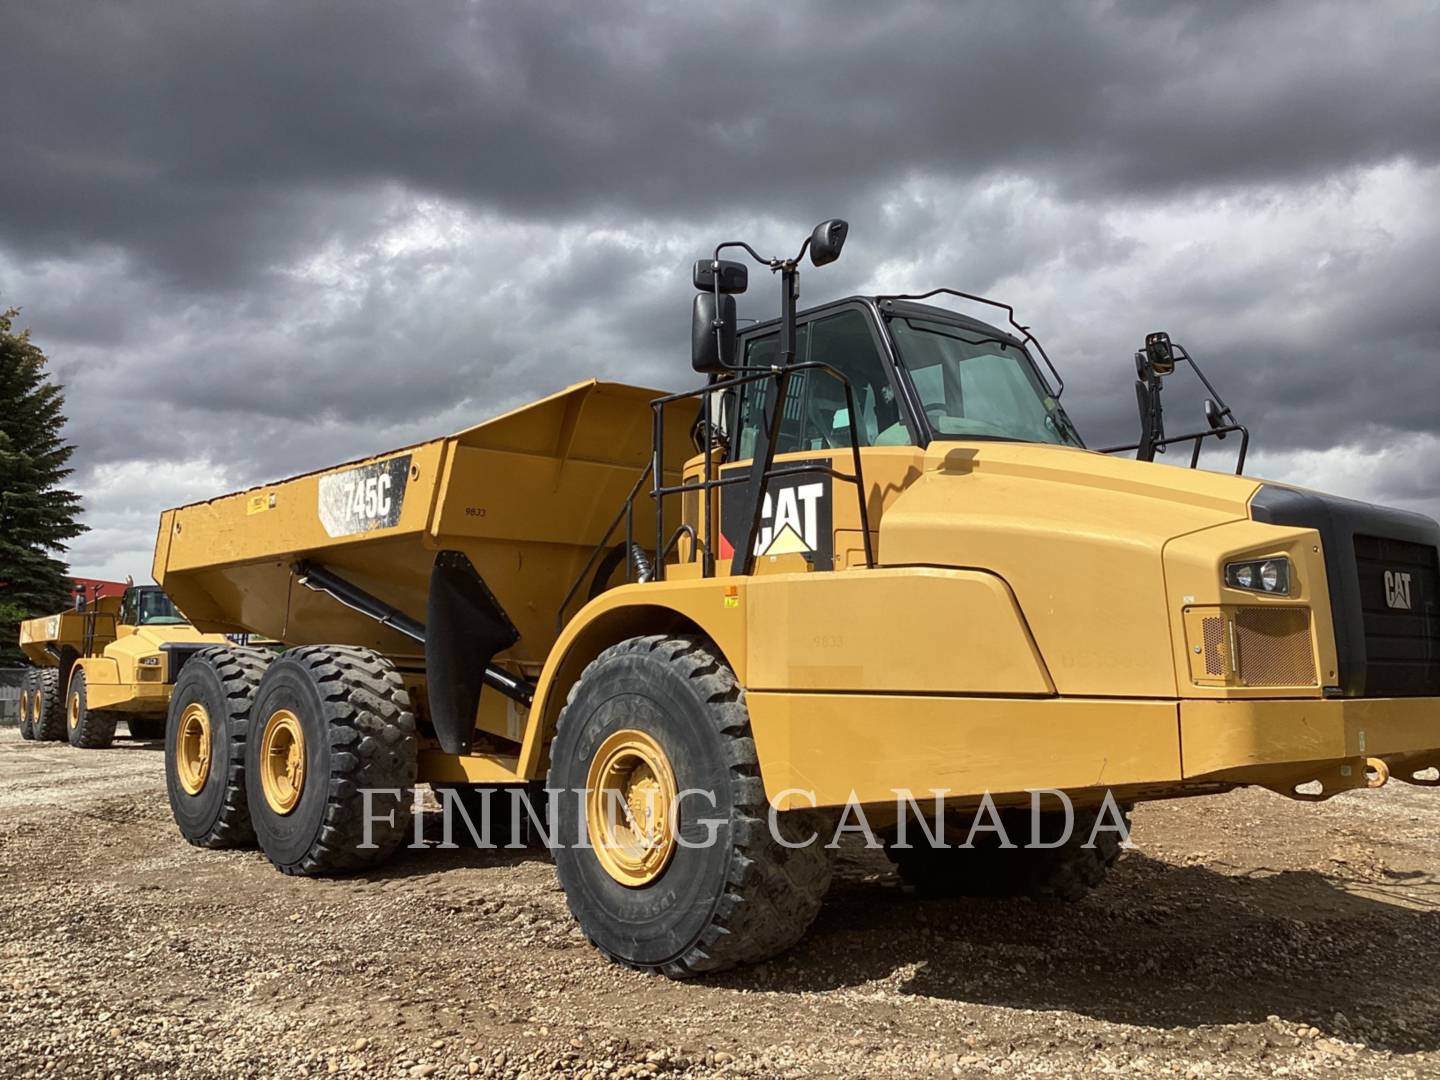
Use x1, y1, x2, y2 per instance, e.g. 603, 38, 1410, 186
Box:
548, 634, 834, 978
246, 646, 417, 875
33, 667, 67, 741
166, 645, 273, 849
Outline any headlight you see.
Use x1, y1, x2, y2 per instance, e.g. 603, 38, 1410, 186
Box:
138, 655, 162, 667
1225, 557, 1290, 595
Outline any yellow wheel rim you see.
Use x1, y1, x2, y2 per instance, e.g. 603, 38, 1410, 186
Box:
585, 728, 679, 887
68, 689, 80, 729
175, 702, 212, 796
31, 689, 42, 722
19, 687, 31, 725
259, 709, 306, 815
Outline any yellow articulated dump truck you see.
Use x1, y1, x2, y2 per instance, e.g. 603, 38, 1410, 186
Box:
18, 584, 232, 748
154, 221, 1440, 978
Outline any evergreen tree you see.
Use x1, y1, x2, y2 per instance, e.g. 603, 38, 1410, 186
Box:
0, 308, 85, 665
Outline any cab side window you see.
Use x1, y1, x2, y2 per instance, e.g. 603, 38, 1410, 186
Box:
805, 309, 908, 448
733, 325, 810, 460
732, 309, 908, 460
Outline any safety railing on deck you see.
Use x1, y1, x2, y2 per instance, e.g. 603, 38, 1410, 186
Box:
557, 362, 875, 629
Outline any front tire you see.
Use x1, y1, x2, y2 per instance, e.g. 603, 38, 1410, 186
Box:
66, 669, 117, 749
128, 716, 165, 740
246, 646, 417, 875
548, 635, 833, 978
166, 646, 272, 849
33, 668, 66, 741
887, 805, 1131, 902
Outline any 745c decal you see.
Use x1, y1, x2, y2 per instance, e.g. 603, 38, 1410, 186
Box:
317, 455, 411, 538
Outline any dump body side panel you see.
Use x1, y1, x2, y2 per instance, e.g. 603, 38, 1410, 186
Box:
18, 599, 122, 666
156, 381, 694, 764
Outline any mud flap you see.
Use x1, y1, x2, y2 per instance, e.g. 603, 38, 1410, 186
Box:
426, 551, 520, 755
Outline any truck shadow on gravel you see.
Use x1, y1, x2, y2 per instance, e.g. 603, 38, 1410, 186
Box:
717, 849, 1440, 1053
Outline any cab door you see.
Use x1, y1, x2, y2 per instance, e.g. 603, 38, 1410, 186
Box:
720, 304, 915, 574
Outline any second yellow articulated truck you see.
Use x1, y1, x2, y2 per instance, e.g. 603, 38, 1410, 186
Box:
18, 584, 232, 748
153, 222, 1440, 977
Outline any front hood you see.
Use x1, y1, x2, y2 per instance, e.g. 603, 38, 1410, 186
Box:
922, 440, 1264, 517
131, 624, 222, 649
878, 442, 1262, 697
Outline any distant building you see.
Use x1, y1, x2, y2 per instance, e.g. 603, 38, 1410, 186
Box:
71, 577, 129, 604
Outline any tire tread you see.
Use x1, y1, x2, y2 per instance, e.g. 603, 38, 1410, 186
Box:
552, 634, 832, 978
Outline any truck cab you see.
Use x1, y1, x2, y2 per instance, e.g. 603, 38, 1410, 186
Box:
60, 585, 231, 748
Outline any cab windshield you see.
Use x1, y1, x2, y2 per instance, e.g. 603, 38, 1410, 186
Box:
888, 316, 1083, 447
136, 590, 186, 626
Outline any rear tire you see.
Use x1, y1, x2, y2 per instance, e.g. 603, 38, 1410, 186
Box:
887, 805, 1131, 902
33, 668, 66, 741
65, 669, 117, 749
548, 634, 834, 978
166, 646, 272, 849
18, 670, 36, 740
246, 646, 417, 875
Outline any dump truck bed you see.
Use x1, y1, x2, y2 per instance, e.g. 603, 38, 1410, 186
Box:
18, 597, 122, 666
154, 380, 692, 671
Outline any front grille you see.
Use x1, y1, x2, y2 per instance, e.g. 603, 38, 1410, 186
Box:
1354, 534, 1440, 695
1187, 606, 1316, 687
1201, 616, 1227, 676
1233, 607, 1316, 687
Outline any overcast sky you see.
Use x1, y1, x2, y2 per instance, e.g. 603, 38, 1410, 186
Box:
3, 1, 1438, 582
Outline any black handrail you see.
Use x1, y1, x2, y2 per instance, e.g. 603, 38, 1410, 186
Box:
1099, 423, 1250, 474
647, 360, 875, 580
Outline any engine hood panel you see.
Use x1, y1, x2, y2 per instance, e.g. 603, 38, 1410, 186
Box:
880, 443, 1261, 697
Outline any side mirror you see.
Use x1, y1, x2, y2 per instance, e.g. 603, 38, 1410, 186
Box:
1204, 398, 1228, 439
692, 293, 736, 374
1144, 331, 1176, 376
692, 259, 748, 295
808, 218, 849, 267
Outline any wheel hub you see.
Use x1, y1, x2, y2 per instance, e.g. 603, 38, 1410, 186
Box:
68, 689, 79, 729
259, 709, 306, 815
585, 729, 679, 887
175, 702, 212, 796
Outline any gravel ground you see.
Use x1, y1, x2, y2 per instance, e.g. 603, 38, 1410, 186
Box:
4, 724, 1440, 1079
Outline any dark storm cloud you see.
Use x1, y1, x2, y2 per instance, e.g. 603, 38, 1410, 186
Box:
1, 0, 1437, 579
4, 1, 1438, 286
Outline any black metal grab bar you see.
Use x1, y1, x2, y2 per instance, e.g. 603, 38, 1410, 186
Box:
648, 360, 875, 580
1099, 423, 1250, 474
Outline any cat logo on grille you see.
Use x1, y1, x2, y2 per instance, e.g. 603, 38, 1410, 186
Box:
1384, 570, 1414, 610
